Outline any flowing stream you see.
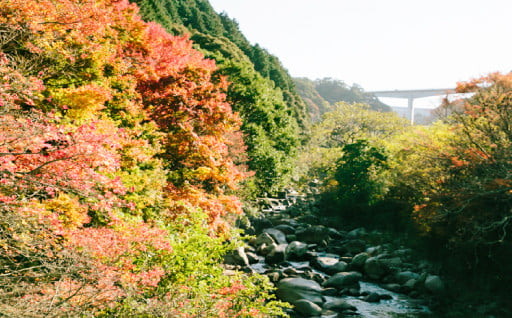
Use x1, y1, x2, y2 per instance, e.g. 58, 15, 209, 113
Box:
243, 196, 437, 317
250, 255, 431, 317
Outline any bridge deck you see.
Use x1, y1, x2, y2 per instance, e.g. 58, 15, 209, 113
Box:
371, 88, 456, 99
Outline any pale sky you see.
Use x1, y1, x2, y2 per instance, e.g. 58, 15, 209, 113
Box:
208, 0, 512, 96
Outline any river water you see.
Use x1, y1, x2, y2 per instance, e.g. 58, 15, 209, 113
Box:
250, 257, 431, 317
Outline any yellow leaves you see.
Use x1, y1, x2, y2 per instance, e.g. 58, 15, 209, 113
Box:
45, 193, 90, 229
53, 83, 112, 121
194, 166, 213, 181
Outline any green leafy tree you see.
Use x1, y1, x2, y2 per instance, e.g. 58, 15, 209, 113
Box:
414, 73, 512, 253
133, 0, 309, 196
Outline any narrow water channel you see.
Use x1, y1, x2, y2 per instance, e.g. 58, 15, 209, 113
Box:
250, 256, 431, 317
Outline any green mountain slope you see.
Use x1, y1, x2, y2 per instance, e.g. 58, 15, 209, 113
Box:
133, 0, 309, 195
294, 77, 391, 121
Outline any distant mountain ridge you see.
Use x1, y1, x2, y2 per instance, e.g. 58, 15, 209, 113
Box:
294, 77, 391, 121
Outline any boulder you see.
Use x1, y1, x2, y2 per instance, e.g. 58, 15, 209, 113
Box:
351, 252, 370, 268
321, 287, 338, 296
245, 251, 260, 264
275, 224, 296, 235
283, 267, 300, 276
250, 217, 273, 233
265, 244, 287, 265
293, 299, 322, 316
273, 218, 300, 227
266, 271, 281, 283
366, 246, 382, 256
296, 225, 330, 244
364, 292, 381, 303
286, 234, 297, 242
395, 271, 420, 285
347, 227, 367, 238
285, 241, 309, 261
297, 214, 319, 225
364, 257, 389, 279
263, 228, 288, 245
379, 256, 402, 269
251, 232, 275, 248
327, 261, 348, 274
326, 227, 345, 239
276, 277, 324, 305
323, 298, 357, 311
322, 272, 362, 289
223, 247, 249, 267
403, 278, 417, 291
258, 243, 275, 255
341, 239, 367, 255
424, 275, 445, 294
310, 256, 339, 272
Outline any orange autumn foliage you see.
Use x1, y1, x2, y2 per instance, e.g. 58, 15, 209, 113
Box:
0, 0, 285, 317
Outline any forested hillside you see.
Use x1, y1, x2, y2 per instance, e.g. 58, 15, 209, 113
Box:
133, 0, 309, 195
294, 77, 391, 121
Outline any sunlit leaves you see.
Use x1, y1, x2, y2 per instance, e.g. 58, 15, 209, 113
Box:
0, 0, 281, 316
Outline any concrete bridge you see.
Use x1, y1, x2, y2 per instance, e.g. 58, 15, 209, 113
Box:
371, 88, 456, 124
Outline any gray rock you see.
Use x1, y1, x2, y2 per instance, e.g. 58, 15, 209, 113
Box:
323, 298, 357, 311
322, 287, 338, 296
276, 277, 324, 305
273, 218, 300, 227
286, 234, 297, 242
265, 244, 287, 265
347, 227, 367, 238
319, 310, 338, 318
379, 256, 402, 269
364, 257, 389, 279
245, 251, 260, 264
366, 245, 382, 256
351, 252, 370, 268
266, 271, 281, 283
263, 228, 288, 245
251, 232, 275, 248
293, 299, 322, 316
311, 256, 339, 272
285, 241, 309, 261
327, 227, 345, 239
382, 283, 401, 292
364, 292, 381, 303
342, 239, 367, 255
403, 278, 418, 290
296, 225, 330, 244
395, 271, 420, 285
327, 261, 348, 274
258, 243, 275, 255
322, 272, 362, 289
424, 275, 445, 294
275, 224, 296, 235
223, 247, 249, 267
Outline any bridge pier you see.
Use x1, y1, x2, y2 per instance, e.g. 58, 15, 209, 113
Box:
371, 88, 456, 125
407, 97, 415, 124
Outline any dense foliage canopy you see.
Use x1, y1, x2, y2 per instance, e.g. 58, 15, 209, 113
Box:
0, 0, 288, 316
133, 0, 309, 195
305, 73, 512, 311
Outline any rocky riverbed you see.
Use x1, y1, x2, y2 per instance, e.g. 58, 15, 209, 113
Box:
225, 196, 445, 317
